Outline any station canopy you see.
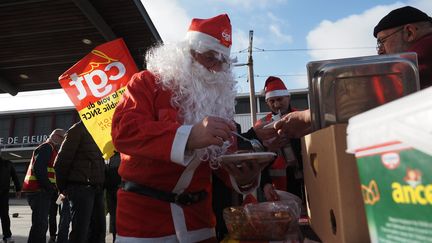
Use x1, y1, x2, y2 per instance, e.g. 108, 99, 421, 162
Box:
0, 0, 162, 96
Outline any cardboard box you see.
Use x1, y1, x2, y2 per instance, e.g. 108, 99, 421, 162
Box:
301, 124, 370, 243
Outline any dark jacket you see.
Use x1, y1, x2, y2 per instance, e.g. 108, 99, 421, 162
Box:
30, 142, 57, 192
104, 152, 121, 190
242, 107, 304, 195
54, 121, 105, 192
0, 158, 21, 193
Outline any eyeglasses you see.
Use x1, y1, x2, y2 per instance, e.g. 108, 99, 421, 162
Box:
376, 27, 404, 51
191, 50, 231, 72
201, 52, 229, 65
192, 50, 229, 64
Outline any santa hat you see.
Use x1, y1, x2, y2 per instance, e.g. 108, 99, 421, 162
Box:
185, 14, 232, 57
264, 76, 290, 100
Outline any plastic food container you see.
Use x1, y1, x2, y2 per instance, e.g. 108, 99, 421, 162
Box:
223, 206, 258, 240
347, 87, 432, 242
307, 52, 419, 130
223, 195, 301, 240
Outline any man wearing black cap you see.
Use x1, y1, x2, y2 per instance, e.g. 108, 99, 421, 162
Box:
374, 6, 432, 89
274, 6, 432, 141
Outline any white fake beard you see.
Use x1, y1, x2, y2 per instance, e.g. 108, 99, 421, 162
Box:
146, 43, 237, 167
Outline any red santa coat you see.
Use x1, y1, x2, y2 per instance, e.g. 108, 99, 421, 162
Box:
256, 113, 287, 190
112, 71, 238, 242
255, 109, 299, 191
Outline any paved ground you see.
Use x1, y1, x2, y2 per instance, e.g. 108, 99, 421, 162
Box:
6, 198, 113, 243
7, 198, 321, 243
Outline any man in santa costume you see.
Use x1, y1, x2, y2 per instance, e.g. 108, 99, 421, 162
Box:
111, 14, 266, 243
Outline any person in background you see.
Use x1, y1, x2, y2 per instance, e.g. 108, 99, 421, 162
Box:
104, 152, 121, 243
111, 13, 266, 242
0, 150, 21, 243
22, 129, 65, 243
374, 5, 432, 89
55, 194, 70, 243
254, 76, 304, 202
54, 146, 71, 243
54, 121, 106, 243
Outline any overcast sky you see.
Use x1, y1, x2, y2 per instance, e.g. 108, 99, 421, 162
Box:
1, 0, 431, 111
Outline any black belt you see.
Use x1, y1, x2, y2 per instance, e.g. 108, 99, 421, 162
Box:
121, 181, 207, 206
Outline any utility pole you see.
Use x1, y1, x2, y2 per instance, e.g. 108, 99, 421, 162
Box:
247, 30, 257, 126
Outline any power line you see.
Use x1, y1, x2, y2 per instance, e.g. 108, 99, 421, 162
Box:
235, 46, 375, 53
233, 46, 375, 79
236, 73, 306, 79
255, 74, 307, 77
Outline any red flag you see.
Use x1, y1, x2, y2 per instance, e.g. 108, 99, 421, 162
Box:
58, 38, 138, 159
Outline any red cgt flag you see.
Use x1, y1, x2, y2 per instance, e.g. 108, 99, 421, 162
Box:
58, 38, 138, 159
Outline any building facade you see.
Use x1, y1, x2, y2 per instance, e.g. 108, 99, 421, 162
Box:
0, 107, 80, 185
0, 89, 308, 187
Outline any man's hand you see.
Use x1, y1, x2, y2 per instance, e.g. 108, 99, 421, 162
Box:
253, 122, 278, 141
274, 109, 312, 138
15, 191, 22, 199
254, 122, 290, 152
186, 116, 236, 150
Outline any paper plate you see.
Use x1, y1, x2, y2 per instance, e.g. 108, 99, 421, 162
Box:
219, 152, 277, 164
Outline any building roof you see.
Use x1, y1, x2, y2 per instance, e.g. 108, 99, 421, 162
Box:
0, 0, 162, 96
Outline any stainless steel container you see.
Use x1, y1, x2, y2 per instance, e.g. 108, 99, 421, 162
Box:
307, 52, 420, 130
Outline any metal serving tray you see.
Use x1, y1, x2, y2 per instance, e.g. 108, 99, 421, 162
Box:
307, 52, 419, 130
